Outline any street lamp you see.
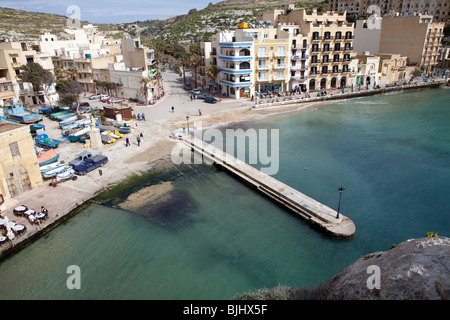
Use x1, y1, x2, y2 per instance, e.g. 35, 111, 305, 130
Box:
336, 187, 345, 219
186, 116, 190, 135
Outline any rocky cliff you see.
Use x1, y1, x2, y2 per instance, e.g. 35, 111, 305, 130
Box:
237, 236, 450, 300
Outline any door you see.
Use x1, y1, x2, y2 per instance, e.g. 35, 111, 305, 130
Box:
6, 166, 32, 198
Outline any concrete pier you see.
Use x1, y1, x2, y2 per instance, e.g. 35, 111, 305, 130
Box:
183, 136, 356, 238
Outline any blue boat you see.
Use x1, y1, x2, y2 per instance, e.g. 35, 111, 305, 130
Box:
3, 102, 43, 124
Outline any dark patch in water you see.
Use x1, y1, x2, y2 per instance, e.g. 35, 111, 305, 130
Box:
132, 187, 198, 231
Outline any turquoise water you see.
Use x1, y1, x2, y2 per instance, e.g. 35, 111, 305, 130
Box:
0, 88, 449, 300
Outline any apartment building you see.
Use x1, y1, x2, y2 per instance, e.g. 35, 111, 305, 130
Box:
0, 40, 56, 105
261, 7, 358, 90
376, 53, 415, 83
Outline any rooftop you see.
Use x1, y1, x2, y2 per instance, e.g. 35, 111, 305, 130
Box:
0, 120, 26, 134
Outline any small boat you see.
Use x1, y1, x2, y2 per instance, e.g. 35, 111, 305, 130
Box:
58, 114, 78, 123
97, 124, 130, 134
30, 123, 46, 134
38, 106, 52, 114
50, 110, 71, 120
55, 168, 76, 182
42, 165, 72, 179
68, 126, 91, 142
3, 102, 42, 124
37, 149, 59, 167
107, 130, 121, 139
60, 117, 91, 130
40, 160, 65, 173
101, 131, 115, 144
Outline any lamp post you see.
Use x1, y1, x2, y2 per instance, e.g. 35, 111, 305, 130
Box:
336, 187, 345, 219
186, 116, 190, 136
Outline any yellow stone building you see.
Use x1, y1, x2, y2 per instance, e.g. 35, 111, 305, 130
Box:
0, 121, 43, 212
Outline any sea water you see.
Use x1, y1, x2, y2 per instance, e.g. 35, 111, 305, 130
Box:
0, 88, 449, 300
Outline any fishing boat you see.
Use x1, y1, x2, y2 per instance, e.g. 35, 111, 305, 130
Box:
60, 117, 93, 130
42, 165, 72, 179
37, 149, 59, 167
55, 112, 76, 121
68, 126, 91, 142
39, 160, 66, 173
55, 168, 76, 182
50, 110, 71, 120
3, 102, 42, 124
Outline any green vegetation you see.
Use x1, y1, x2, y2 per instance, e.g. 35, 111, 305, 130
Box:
426, 232, 439, 238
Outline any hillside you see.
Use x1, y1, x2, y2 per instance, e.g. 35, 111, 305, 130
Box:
0, 7, 118, 40
138, 0, 329, 43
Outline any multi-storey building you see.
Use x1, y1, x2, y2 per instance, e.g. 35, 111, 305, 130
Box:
260, 7, 358, 90
200, 6, 360, 99
0, 40, 56, 105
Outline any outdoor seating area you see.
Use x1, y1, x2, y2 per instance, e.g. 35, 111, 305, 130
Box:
12, 205, 49, 225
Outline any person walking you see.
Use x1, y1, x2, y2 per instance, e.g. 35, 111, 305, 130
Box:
137, 135, 141, 146
171, 106, 174, 113
142, 113, 146, 121
140, 132, 144, 144
137, 113, 141, 121
198, 109, 202, 116
125, 137, 130, 147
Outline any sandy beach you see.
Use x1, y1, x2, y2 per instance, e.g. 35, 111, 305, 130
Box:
0, 67, 445, 258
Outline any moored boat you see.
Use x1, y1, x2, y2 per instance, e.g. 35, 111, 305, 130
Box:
42, 165, 72, 179
37, 149, 59, 167
3, 102, 42, 124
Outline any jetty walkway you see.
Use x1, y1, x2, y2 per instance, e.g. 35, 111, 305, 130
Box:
182, 136, 356, 238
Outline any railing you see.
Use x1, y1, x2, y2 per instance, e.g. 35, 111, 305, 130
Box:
274, 52, 287, 57
343, 46, 354, 51
310, 59, 321, 64
291, 65, 307, 70
257, 52, 273, 58
257, 65, 272, 70
274, 64, 287, 69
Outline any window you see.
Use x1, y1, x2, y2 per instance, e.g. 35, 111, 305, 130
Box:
277, 46, 285, 54
277, 70, 284, 78
277, 58, 285, 66
9, 142, 20, 157
258, 47, 266, 56
258, 71, 266, 80
259, 59, 266, 67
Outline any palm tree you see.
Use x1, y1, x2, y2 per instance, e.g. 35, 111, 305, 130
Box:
174, 51, 191, 85
66, 67, 78, 81
190, 53, 203, 90
206, 64, 220, 95
140, 77, 151, 104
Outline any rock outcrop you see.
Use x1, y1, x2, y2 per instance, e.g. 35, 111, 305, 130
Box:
237, 237, 450, 300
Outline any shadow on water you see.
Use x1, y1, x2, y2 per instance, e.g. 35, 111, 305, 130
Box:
96, 163, 219, 231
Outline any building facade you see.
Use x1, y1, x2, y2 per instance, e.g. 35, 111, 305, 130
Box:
0, 121, 44, 212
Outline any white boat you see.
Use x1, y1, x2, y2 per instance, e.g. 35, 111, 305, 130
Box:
55, 168, 76, 182
42, 165, 72, 179
39, 160, 65, 173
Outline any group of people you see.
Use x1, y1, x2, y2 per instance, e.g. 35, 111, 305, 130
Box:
136, 113, 146, 121
125, 132, 144, 147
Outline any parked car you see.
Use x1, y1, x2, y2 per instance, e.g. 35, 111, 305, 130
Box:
204, 96, 219, 104
79, 102, 90, 107
192, 88, 201, 95
196, 93, 214, 100
74, 155, 108, 176
184, 83, 192, 90
108, 98, 123, 104
101, 97, 111, 103
69, 151, 99, 167
89, 93, 102, 100
100, 95, 109, 101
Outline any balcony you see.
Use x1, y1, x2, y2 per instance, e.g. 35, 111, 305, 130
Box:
257, 76, 272, 82
322, 47, 332, 52
273, 75, 288, 81
257, 52, 272, 58
291, 65, 307, 71
323, 36, 334, 41
274, 52, 288, 58
343, 46, 354, 51
291, 55, 308, 60
291, 75, 307, 81
310, 59, 321, 64
274, 64, 287, 69
322, 59, 331, 64
312, 36, 322, 42
311, 48, 321, 53
257, 65, 272, 71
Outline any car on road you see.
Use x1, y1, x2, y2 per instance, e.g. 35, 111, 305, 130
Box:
89, 93, 102, 100
204, 96, 219, 104
74, 155, 108, 176
196, 93, 214, 100
101, 97, 111, 103
184, 83, 192, 90
108, 98, 123, 104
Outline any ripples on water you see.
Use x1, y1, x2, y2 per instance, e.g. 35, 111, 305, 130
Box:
0, 88, 449, 300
